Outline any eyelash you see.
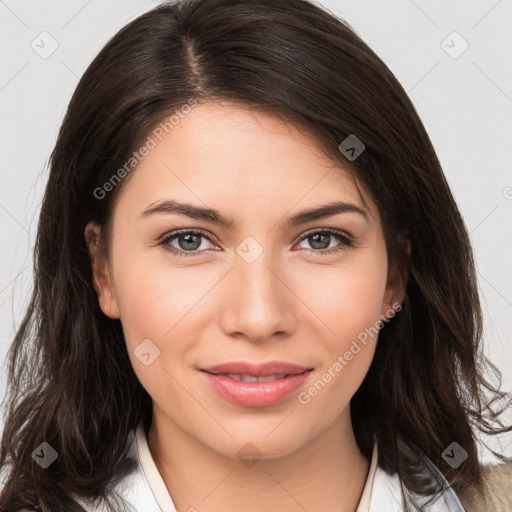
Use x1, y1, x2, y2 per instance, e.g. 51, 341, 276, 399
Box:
158, 228, 354, 258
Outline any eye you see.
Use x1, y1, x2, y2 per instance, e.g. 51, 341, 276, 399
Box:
158, 228, 354, 258
295, 228, 354, 256
159, 229, 217, 257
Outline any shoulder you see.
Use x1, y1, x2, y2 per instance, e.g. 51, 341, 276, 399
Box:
369, 465, 465, 511
367, 445, 466, 512
459, 462, 512, 512
364, 442, 468, 512
1, 427, 165, 512
75, 429, 161, 512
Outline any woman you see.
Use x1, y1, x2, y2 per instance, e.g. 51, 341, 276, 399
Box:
0, 0, 510, 510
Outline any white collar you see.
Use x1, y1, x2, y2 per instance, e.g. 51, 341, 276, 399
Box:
356, 442, 378, 511
135, 422, 176, 511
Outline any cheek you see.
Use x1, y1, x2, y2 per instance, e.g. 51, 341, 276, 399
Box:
110, 245, 217, 390
111, 260, 199, 400
296, 253, 388, 344
111, 243, 205, 339
113, 268, 175, 344
297, 269, 383, 416
294, 248, 387, 404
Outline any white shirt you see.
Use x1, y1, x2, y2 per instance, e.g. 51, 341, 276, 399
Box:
75, 424, 466, 511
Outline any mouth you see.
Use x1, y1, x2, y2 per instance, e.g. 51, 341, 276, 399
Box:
200, 360, 313, 377
202, 372, 298, 382
199, 362, 314, 408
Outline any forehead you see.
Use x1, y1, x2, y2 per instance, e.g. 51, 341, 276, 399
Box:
113, 101, 380, 227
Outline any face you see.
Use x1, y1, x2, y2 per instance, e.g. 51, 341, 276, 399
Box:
87, 101, 404, 460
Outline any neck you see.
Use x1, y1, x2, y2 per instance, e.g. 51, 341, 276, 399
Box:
147, 406, 370, 512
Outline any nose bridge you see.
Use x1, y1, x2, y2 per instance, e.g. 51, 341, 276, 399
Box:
238, 251, 278, 301
236, 239, 283, 309
220, 235, 294, 341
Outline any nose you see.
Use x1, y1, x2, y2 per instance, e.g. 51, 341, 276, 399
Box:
219, 250, 298, 344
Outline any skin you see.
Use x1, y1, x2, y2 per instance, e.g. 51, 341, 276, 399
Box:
86, 101, 406, 512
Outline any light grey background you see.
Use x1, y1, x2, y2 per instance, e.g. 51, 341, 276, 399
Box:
1, 0, 511, 461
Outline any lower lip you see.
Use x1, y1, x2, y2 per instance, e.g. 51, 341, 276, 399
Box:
201, 370, 312, 408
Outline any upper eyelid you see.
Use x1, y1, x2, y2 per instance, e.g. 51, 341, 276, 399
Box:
161, 228, 217, 243
299, 227, 352, 239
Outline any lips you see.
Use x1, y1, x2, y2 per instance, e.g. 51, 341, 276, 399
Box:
200, 361, 313, 408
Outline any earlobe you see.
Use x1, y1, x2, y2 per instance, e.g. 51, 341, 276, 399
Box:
84, 222, 120, 319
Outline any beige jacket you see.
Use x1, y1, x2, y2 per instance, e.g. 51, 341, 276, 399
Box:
459, 463, 512, 512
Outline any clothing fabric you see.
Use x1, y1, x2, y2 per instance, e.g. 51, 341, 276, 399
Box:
75, 423, 466, 512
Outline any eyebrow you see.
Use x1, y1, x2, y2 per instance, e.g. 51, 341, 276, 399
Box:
140, 199, 369, 227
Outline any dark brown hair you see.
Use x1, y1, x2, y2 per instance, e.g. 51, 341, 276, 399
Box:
1, 0, 510, 510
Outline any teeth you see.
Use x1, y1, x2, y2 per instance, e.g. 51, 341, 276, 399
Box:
220, 373, 287, 382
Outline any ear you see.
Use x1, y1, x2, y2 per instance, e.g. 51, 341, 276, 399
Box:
85, 221, 120, 319
381, 233, 410, 319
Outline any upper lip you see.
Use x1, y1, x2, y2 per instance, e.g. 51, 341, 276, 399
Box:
201, 361, 313, 377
